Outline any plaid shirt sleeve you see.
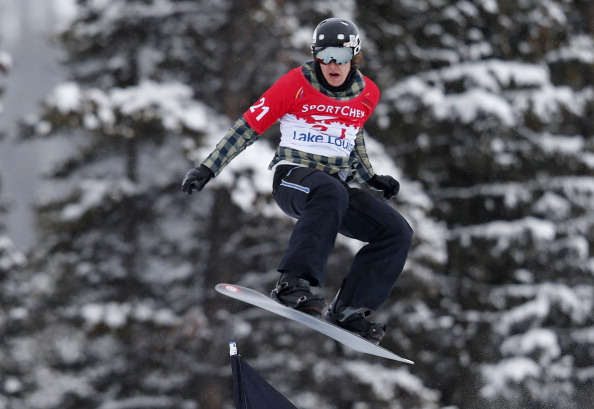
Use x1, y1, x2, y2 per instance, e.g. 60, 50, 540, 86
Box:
201, 116, 260, 176
350, 129, 375, 182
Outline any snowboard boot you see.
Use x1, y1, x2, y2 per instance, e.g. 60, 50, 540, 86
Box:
270, 276, 326, 318
324, 298, 386, 345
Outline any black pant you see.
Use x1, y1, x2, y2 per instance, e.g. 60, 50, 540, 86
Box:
272, 165, 413, 310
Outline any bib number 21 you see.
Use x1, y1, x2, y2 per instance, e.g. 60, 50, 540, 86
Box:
249, 97, 269, 121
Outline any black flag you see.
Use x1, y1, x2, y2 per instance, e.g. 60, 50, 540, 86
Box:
230, 342, 298, 409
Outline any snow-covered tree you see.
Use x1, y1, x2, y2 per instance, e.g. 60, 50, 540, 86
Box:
7, 0, 594, 408
359, 1, 594, 407
9, 1, 285, 408
7, 1, 446, 408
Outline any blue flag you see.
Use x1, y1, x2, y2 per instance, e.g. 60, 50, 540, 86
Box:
230, 342, 298, 409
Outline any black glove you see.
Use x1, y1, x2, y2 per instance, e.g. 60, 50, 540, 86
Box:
366, 174, 400, 200
181, 165, 214, 195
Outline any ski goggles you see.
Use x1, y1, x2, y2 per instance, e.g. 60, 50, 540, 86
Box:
313, 46, 354, 65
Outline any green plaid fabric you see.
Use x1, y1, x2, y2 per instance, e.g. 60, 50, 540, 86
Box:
350, 129, 375, 182
268, 130, 374, 183
202, 117, 260, 176
201, 61, 375, 182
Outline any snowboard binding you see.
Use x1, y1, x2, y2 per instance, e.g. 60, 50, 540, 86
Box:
270, 277, 326, 318
325, 298, 386, 345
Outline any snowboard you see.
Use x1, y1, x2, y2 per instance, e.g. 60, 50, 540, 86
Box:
215, 283, 414, 364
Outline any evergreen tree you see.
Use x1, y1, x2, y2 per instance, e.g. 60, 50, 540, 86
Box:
8, 0, 594, 408
10, 1, 283, 408
359, 1, 594, 407
10, 1, 442, 408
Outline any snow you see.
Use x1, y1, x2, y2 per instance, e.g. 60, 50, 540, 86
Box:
455, 217, 556, 255
44, 80, 224, 135
530, 132, 584, 155
52, 0, 77, 28
576, 366, 594, 383
60, 179, 137, 222
28, 367, 93, 409
142, 258, 194, 283
48, 81, 81, 113
364, 134, 435, 212
363, 135, 449, 266
500, 328, 561, 362
312, 0, 356, 19
580, 152, 594, 169
563, 236, 590, 259
384, 60, 552, 127
0, 235, 27, 271
547, 34, 594, 64
532, 192, 571, 220
344, 361, 440, 403
528, 85, 584, 122
478, 0, 498, 14
384, 59, 557, 129
425, 59, 548, 92
97, 396, 194, 409
80, 302, 180, 329
53, 329, 85, 364
493, 283, 592, 335
433, 87, 515, 126
43, 78, 284, 214
0, 50, 12, 72
407, 208, 449, 265
572, 326, 594, 344
557, 176, 594, 199
480, 357, 541, 398
4, 377, 22, 394
403, 300, 439, 331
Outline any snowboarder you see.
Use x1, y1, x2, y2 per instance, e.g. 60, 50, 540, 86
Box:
182, 17, 412, 345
